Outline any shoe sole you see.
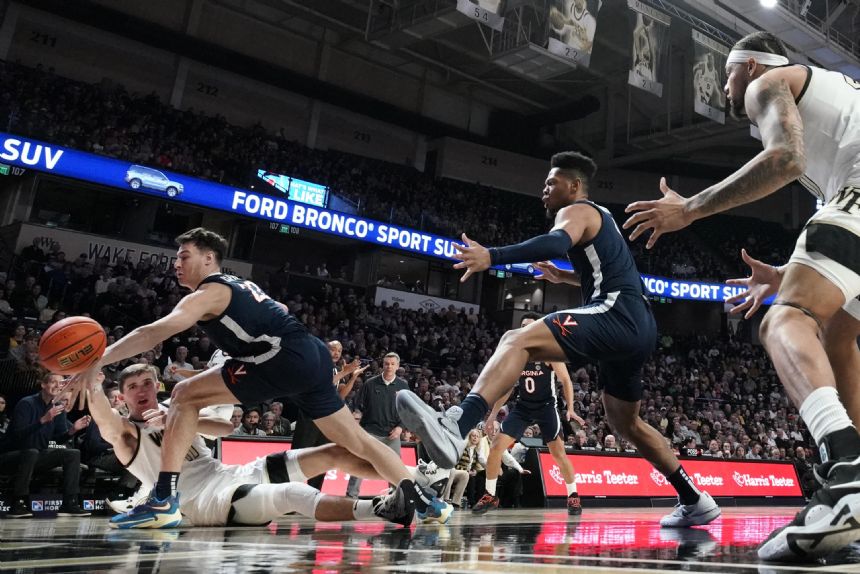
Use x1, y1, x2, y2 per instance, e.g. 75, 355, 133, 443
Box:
472, 504, 498, 515
57, 512, 92, 517
396, 391, 460, 468
420, 504, 454, 525
758, 492, 860, 562
110, 511, 182, 529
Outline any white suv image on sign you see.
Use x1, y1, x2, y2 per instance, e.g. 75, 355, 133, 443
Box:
125, 165, 184, 197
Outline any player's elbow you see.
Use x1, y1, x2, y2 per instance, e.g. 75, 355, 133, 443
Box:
774, 146, 806, 180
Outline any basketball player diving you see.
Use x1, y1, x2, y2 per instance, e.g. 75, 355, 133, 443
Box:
66, 227, 452, 528
396, 151, 721, 528
623, 31, 860, 562
82, 363, 408, 527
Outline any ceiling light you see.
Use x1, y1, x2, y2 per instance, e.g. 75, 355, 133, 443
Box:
760, 0, 778, 8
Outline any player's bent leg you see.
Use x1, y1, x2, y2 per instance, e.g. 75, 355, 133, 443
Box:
824, 309, 860, 427
602, 393, 718, 528
292, 444, 383, 483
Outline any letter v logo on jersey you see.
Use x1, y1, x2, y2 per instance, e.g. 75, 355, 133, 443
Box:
227, 364, 246, 385
552, 315, 578, 337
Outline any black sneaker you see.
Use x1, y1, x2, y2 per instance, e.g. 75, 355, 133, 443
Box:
567, 495, 582, 516
57, 503, 92, 517
471, 493, 499, 515
6, 500, 33, 518
372, 484, 415, 527
759, 455, 860, 561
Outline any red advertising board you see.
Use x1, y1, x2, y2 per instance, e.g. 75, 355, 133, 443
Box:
538, 452, 802, 497
219, 438, 417, 497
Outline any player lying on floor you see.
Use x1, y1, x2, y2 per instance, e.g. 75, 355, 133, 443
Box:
85, 363, 414, 528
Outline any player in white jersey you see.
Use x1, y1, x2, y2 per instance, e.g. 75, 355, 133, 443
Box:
623, 31, 860, 562
85, 363, 413, 528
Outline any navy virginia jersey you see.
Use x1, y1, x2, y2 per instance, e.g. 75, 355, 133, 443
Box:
567, 200, 646, 306
195, 274, 306, 364
517, 361, 556, 405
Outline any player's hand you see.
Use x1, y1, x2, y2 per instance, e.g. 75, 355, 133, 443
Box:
726, 249, 781, 319
485, 412, 498, 434
623, 178, 692, 249
534, 261, 565, 284
519, 468, 532, 475
453, 233, 491, 283
350, 364, 370, 381
342, 358, 360, 375
64, 362, 102, 411
143, 409, 166, 430
568, 411, 586, 428
388, 426, 403, 440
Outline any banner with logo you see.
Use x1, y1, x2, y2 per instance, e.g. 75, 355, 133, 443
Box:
692, 30, 728, 124
546, 0, 602, 68
374, 286, 480, 315
627, 0, 670, 97
15, 223, 253, 278
219, 438, 417, 497
539, 452, 802, 497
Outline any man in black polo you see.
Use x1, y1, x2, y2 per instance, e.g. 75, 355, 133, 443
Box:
347, 352, 408, 497
0, 371, 92, 517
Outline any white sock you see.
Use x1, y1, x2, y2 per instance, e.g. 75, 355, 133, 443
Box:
566, 482, 577, 497
352, 499, 376, 520
799, 386, 854, 445
485, 478, 497, 496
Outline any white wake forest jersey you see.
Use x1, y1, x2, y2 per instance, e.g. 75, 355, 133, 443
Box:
125, 408, 268, 525
795, 65, 860, 210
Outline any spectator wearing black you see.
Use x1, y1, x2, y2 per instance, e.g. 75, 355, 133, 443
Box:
346, 352, 408, 497
0, 371, 91, 516
794, 446, 816, 498
0, 393, 8, 435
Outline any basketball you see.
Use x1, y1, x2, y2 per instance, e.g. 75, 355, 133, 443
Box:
38, 316, 107, 375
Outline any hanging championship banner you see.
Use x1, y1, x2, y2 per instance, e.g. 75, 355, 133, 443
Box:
457, 0, 506, 32
692, 30, 728, 124
627, 0, 670, 97
546, 0, 601, 68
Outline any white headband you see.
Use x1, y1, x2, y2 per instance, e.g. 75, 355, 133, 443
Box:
726, 49, 789, 67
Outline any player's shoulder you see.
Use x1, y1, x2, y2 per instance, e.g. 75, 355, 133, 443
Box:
751, 64, 809, 100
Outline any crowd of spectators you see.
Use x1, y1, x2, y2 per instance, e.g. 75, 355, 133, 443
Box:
0, 60, 799, 281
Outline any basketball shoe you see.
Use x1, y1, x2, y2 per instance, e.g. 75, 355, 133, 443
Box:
396, 390, 464, 469
373, 484, 415, 527
472, 493, 500, 515
659, 491, 720, 527
109, 493, 182, 529
758, 454, 860, 561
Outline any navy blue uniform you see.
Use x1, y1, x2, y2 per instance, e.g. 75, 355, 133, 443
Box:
544, 201, 657, 402
501, 361, 563, 441
197, 274, 343, 418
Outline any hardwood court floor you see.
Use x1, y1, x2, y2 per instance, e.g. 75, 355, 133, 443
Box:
3, 506, 859, 573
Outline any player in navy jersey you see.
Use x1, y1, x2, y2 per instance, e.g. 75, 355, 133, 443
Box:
472, 312, 586, 516
397, 152, 720, 527
67, 227, 451, 528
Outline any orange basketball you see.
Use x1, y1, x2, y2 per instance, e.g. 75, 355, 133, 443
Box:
39, 316, 107, 375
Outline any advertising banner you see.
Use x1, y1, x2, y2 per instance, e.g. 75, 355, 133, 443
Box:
219, 438, 417, 497
692, 30, 728, 124
374, 286, 480, 315
538, 452, 802, 497
627, 0, 671, 97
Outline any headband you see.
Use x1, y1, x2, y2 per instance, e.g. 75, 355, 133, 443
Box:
726, 49, 789, 67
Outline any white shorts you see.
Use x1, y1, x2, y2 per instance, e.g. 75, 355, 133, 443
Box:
788, 190, 860, 320
183, 450, 304, 526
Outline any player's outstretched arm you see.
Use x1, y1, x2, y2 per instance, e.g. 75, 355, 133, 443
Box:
623, 68, 805, 248
100, 284, 231, 368
84, 370, 137, 463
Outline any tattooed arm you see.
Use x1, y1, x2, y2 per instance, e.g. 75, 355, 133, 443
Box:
623, 66, 807, 248
684, 71, 806, 219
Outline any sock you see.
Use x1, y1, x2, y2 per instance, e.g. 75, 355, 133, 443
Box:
352, 499, 376, 520
457, 393, 490, 437
402, 478, 431, 513
800, 387, 857, 456
566, 482, 578, 497
155, 472, 180, 500
485, 478, 498, 496
666, 466, 700, 506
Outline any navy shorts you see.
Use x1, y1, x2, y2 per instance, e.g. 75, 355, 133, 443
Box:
501, 401, 562, 442
220, 334, 344, 419
543, 293, 657, 402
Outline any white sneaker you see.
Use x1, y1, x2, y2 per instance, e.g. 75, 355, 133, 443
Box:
396, 390, 465, 468
106, 484, 149, 514
415, 459, 451, 498
660, 491, 721, 527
